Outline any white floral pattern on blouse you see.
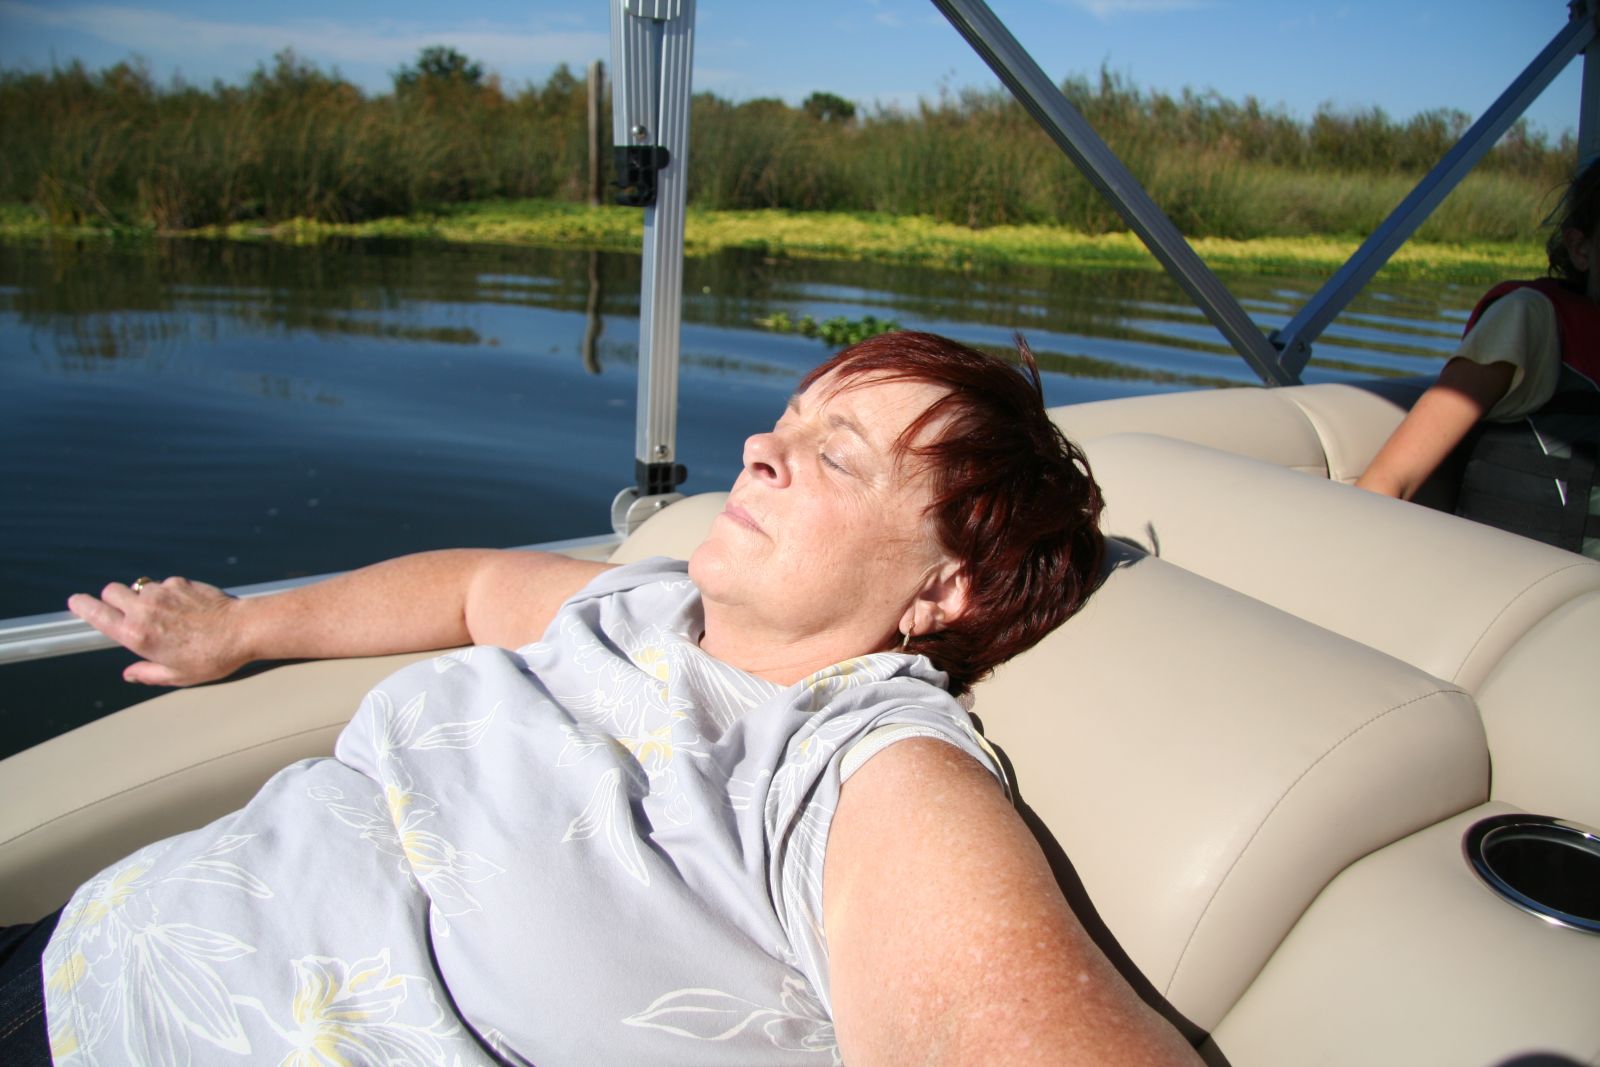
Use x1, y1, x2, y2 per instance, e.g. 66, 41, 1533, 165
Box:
43, 558, 1003, 1066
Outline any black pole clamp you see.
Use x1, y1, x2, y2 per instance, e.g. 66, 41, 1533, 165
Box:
636, 459, 687, 496
614, 145, 672, 208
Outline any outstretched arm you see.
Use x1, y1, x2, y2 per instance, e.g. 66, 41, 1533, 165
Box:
67, 550, 612, 687
1355, 357, 1515, 500
824, 738, 1204, 1066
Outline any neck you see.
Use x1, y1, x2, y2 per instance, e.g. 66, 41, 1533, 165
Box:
698, 603, 893, 686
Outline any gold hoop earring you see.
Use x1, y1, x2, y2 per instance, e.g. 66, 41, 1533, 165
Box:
900, 627, 912, 651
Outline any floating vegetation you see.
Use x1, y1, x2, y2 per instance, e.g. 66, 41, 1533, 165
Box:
755, 311, 902, 346
0, 198, 1544, 284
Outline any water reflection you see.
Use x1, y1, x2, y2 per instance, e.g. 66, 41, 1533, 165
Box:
0, 235, 1484, 752
1, 238, 1482, 377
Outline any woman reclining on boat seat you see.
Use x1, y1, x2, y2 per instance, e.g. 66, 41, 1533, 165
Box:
1, 331, 1204, 1066
1357, 157, 1600, 556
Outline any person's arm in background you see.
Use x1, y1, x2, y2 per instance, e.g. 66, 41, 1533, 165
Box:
1357, 285, 1563, 501
66, 550, 612, 687
1355, 357, 1515, 500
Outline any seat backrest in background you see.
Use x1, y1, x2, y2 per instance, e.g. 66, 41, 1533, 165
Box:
1084, 434, 1600, 691
1080, 433, 1600, 827
610, 492, 728, 565
1052, 379, 1427, 483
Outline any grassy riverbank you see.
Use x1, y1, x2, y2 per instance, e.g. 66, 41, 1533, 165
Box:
1, 54, 1574, 246
0, 198, 1547, 284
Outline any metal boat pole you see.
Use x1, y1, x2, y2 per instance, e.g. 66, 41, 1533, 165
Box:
609, 0, 696, 535
930, 0, 1297, 386
1580, 0, 1600, 164
1270, 0, 1598, 378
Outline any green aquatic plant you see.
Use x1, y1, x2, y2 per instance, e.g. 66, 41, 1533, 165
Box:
756, 311, 902, 347
0, 198, 1544, 284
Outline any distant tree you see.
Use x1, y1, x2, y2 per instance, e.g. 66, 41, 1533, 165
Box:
394, 46, 486, 93
248, 49, 358, 106
802, 91, 856, 124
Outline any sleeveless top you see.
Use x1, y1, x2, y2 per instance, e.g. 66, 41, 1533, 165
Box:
42, 558, 1005, 1065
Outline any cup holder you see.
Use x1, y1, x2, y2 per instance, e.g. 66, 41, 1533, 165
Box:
1463, 814, 1600, 934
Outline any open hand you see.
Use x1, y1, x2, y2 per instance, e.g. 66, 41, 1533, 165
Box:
67, 576, 250, 686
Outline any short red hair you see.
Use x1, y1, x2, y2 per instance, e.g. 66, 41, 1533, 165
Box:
800, 331, 1105, 694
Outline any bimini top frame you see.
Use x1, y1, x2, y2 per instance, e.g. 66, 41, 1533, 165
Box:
933, 0, 1598, 384
0, 0, 1593, 664
606, 0, 1600, 513
609, 0, 695, 536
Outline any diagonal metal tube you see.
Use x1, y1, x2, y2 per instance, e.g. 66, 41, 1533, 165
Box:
1271, 2, 1597, 377
930, 0, 1296, 385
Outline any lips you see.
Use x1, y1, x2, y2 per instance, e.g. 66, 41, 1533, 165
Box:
720, 501, 764, 534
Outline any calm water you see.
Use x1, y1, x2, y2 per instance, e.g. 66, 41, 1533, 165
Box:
0, 236, 1481, 754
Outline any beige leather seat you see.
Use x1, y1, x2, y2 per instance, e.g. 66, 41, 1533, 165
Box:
2, 384, 1596, 1066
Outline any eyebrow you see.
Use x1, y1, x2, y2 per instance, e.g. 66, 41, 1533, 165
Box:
787, 393, 873, 448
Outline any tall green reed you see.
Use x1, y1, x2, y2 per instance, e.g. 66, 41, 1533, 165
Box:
0, 53, 1576, 242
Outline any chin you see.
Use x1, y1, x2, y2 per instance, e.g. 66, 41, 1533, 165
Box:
686, 540, 724, 590
687, 540, 751, 606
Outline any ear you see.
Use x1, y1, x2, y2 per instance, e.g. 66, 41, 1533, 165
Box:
1563, 227, 1593, 272
901, 560, 969, 638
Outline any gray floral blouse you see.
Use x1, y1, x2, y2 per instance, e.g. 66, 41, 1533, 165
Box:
42, 558, 1005, 1065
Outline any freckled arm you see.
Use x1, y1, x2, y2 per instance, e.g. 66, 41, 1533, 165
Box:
823, 738, 1203, 1066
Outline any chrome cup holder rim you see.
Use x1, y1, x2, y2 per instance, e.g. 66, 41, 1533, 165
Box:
1463, 813, 1600, 935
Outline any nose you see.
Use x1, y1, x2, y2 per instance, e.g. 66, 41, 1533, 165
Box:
742, 430, 790, 487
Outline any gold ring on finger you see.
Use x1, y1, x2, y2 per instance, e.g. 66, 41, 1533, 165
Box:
132, 576, 155, 594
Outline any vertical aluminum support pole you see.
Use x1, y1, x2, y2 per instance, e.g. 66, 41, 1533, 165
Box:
1271, 2, 1596, 377
610, 0, 695, 535
1580, 0, 1600, 165
931, 0, 1296, 385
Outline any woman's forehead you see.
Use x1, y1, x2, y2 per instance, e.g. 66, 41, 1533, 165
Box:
797, 370, 949, 426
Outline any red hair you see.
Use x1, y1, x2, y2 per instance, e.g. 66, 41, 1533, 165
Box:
800, 331, 1105, 694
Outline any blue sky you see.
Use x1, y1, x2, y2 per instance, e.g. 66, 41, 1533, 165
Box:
0, 1, 1585, 140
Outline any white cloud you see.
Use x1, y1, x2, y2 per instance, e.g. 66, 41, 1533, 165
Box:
0, 2, 607, 82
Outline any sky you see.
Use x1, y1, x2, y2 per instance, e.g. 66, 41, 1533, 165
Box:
0, 0, 1587, 142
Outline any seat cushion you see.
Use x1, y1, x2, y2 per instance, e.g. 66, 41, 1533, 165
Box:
1207, 803, 1600, 1067
1083, 433, 1600, 693
973, 546, 1488, 1029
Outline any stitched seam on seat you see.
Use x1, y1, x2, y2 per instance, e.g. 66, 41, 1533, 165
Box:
0, 722, 342, 850
1163, 686, 1468, 996
1447, 562, 1596, 684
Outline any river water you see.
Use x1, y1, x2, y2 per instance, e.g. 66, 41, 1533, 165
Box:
0, 236, 1483, 755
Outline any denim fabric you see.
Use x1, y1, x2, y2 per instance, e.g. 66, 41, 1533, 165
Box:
0, 910, 59, 1066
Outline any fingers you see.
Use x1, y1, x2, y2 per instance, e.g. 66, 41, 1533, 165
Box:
67, 591, 127, 640
98, 581, 141, 614
124, 660, 180, 687
70, 577, 174, 658
70, 574, 243, 688
102, 576, 180, 610
69, 594, 169, 683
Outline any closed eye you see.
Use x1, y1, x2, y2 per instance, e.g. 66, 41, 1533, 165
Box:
821, 452, 850, 474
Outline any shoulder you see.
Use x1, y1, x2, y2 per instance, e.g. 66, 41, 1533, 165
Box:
1460, 287, 1561, 421
1467, 285, 1557, 341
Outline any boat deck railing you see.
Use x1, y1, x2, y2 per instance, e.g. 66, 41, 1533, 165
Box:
0, 0, 1594, 666
0, 534, 621, 666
